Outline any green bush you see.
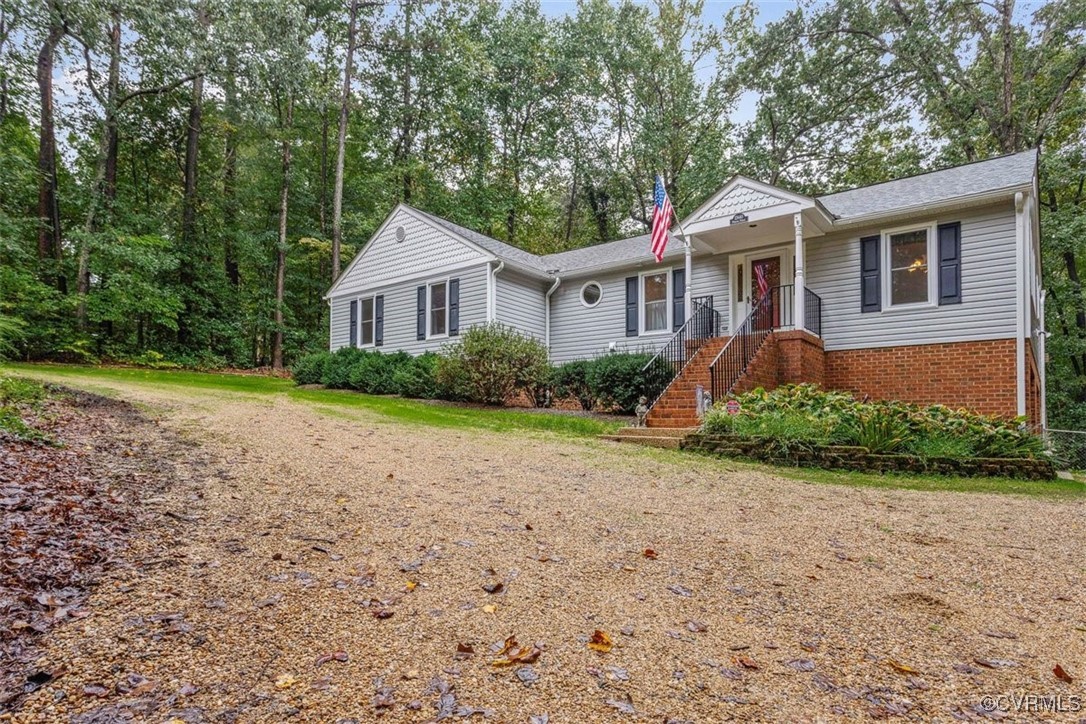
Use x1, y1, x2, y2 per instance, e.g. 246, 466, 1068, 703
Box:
585, 352, 664, 414
346, 350, 410, 395
291, 351, 332, 385
552, 359, 595, 411
320, 347, 368, 389
706, 384, 1048, 461
0, 377, 48, 442
392, 352, 441, 399
0, 377, 46, 406
434, 323, 550, 406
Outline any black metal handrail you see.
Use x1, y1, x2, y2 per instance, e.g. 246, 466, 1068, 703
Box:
708, 288, 779, 402
805, 287, 822, 337
641, 296, 721, 407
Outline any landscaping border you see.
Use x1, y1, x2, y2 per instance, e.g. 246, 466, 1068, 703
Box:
681, 433, 1055, 481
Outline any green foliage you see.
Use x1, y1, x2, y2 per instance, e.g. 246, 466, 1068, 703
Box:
434, 324, 551, 406
320, 348, 369, 389
552, 359, 595, 411
585, 352, 664, 414
0, 314, 26, 361
705, 384, 1049, 461
346, 351, 411, 395
291, 351, 332, 385
0, 377, 48, 442
391, 352, 441, 399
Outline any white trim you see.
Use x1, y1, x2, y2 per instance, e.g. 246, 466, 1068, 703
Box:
579, 280, 603, 308
485, 261, 493, 323
489, 261, 505, 322
358, 295, 376, 348
426, 278, 451, 340
880, 222, 938, 310
638, 267, 672, 336
729, 247, 793, 333
545, 276, 562, 350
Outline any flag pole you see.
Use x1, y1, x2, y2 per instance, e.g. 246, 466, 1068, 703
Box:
672, 207, 692, 324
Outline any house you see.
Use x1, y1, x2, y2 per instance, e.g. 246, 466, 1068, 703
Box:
325, 150, 1045, 429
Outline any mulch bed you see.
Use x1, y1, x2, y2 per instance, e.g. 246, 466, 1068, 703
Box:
0, 387, 206, 713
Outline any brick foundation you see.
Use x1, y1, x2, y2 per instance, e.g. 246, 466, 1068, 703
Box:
824, 339, 1020, 418
1025, 339, 1042, 429
776, 331, 825, 386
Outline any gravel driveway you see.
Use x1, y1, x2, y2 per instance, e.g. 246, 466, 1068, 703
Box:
13, 378, 1086, 722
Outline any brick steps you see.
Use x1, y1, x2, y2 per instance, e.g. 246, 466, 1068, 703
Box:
643, 336, 729, 428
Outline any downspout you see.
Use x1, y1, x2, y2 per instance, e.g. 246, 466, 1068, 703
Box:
545, 276, 561, 351
1014, 191, 1026, 418
489, 261, 505, 323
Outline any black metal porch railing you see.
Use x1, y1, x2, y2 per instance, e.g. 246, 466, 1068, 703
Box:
641, 296, 721, 407
708, 290, 776, 403
805, 287, 823, 337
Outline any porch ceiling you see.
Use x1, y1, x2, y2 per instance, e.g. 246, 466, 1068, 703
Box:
689, 207, 830, 253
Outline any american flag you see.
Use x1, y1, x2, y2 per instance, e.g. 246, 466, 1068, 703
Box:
650, 175, 673, 262
755, 262, 769, 298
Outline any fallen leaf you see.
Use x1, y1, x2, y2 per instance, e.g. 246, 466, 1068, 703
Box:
888, 660, 920, 675
667, 584, 693, 597
373, 609, 394, 619
587, 630, 614, 653
686, 620, 707, 633
643, 548, 658, 560
274, 673, 296, 689
786, 659, 815, 672
481, 604, 497, 614
178, 682, 198, 696
491, 636, 542, 666
606, 692, 636, 714
516, 666, 539, 685
482, 582, 504, 594
405, 581, 418, 592
83, 683, 109, 697
454, 643, 475, 660
982, 629, 1018, 639
734, 655, 759, 670
974, 658, 1017, 669
1054, 664, 1074, 683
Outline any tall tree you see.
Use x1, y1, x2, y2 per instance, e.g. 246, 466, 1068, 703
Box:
35, 0, 64, 288
331, 0, 361, 282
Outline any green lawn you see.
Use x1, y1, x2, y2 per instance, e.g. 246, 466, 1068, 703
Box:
0, 362, 624, 438
5, 362, 1082, 499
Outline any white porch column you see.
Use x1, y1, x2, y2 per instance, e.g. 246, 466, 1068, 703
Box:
793, 213, 805, 331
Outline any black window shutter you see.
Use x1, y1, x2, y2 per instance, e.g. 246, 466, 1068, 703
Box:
449, 278, 460, 336
672, 268, 685, 331
625, 276, 639, 337
416, 286, 426, 340
860, 235, 881, 313
375, 295, 384, 346
937, 222, 962, 305
349, 300, 358, 346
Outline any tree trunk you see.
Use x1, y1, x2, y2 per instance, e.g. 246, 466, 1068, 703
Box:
331, 0, 359, 283
78, 13, 122, 325
398, 0, 414, 202
272, 96, 294, 371
178, 4, 209, 345
222, 58, 240, 287
36, 17, 64, 290
0, 7, 9, 120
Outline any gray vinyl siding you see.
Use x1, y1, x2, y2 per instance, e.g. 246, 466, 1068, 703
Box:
495, 271, 547, 340
331, 207, 487, 298
549, 256, 730, 363
330, 263, 490, 355
806, 203, 1018, 352
329, 296, 352, 350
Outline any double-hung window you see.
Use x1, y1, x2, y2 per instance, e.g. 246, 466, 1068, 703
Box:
359, 297, 375, 346
641, 271, 669, 333
429, 281, 448, 337
884, 225, 935, 307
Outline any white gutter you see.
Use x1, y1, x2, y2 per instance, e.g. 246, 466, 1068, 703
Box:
489, 261, 505, 323
545, 276, 561, 349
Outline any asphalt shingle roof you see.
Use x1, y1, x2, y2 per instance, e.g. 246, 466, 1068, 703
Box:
408, 151, 1037, 275
816, 149, 1036, 220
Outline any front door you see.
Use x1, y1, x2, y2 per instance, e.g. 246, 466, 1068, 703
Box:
731, 250, 789, 333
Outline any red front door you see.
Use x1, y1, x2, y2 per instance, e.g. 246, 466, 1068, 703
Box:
750, 256, 781, 327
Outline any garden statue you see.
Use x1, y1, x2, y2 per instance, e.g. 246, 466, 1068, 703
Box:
635, 396, 649, 427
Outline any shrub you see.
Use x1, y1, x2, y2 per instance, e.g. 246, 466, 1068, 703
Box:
346, 350, 410, 395
392, 352, 440, 399
585, 352, 664, 414
707, 384, 1048, 461
434, 323, 550, 406
291, 351, 331, 385
320, 347, 368, 389
552, 359, 595, 411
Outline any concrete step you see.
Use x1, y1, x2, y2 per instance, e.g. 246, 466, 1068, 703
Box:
610, 426, 696, 438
